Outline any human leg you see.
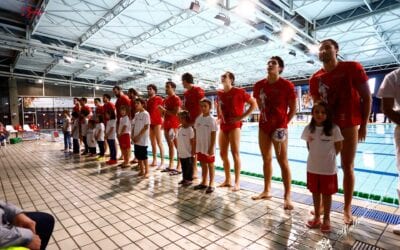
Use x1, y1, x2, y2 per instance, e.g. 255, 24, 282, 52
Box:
25, 212, 55, 250
155, 125, 164, 167
273, 138, 293, 210
164, 129, 175, 169
218, 130, 231, 187
252, 129, 273, 200
229, 128, 242, 191
340, 126, 358, 224
150, 126, 158, 166
393, 125, 400, 234
321, 194, 332, 232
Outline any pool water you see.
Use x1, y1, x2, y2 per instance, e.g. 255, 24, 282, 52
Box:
216, 123, 398, 200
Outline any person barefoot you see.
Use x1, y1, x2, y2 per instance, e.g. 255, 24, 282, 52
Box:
309, 39, 371, 224
146, 84, 165, 168
217, 71, 256, 192
251, 56, 297, 209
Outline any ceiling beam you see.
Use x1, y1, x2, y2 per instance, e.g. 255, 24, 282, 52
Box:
174, 36, 268, 68
76, 0, 138, 47
43, 57, 59, 75
148, 25, 231, 61
315, 0, 400, 30
117, 9, 197, 54
30, 0, 51, 36
372, 16, 400, 64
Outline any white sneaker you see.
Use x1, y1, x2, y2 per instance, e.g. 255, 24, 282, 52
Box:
393, 224, 400, 235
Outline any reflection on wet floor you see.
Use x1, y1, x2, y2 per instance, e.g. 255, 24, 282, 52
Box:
0, 141, 399, 249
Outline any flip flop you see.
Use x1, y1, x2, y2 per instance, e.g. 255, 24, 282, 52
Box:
160, 168, 172, 172
306, 219, 321, 229
320, 223, 331, 233
169, 170, 181, 176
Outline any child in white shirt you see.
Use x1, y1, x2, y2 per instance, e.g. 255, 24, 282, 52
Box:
132, 98, 150, 178
118, 106, 131, 168
71, 111, 80, 154
86, 120, 97, 157
105, 109, 117, 165
301, 101, 343, 233
177, 111, 195, 186
194, 98, 218, 194
95, 115, 105, 160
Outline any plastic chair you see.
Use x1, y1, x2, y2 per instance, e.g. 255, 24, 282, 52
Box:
5, 125, 18, 138
23, 124, 33, 132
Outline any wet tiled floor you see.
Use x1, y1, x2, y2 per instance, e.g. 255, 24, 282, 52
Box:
1, 140, 400, 249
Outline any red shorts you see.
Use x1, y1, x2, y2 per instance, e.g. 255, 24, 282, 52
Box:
307, 172, 338, 195
220, 122, 242, 133
118, 133, 131, 150
197, 152, 215, 163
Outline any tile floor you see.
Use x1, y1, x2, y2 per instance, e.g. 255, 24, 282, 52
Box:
1, 140, 400, 249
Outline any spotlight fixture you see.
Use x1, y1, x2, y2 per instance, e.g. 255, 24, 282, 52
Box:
63, 56, 75, 64
189, 1, 200, 13
214, 13, 230, 26
84, 63, 91, 68
288, 49, 296, 57
35, 78, 44, 84
306, 59, 315, 64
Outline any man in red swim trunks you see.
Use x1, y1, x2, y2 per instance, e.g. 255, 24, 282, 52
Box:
146, 84, 164, 168
158, 81, 182, 174
309, 39, 371, 224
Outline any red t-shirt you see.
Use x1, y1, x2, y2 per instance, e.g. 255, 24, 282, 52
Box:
217, 87, 250, 132
147, 95, 164, 125
115, 94, 131, 119
183, 86, 205, 124
253, 77, 296, 134
95, 105, 104, 118
163, 95, 182, 130
309, 61, 368, 128
103, 102, 116, 117
73, 103, 80, 113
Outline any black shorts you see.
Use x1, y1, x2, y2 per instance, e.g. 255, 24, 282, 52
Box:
134, 145, 148, 160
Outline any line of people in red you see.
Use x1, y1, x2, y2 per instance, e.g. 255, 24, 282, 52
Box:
68, 38, 374, 233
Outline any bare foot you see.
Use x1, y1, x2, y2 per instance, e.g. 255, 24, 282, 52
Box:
218, 181, 232, 188
251, 192, 272, 200
150, 161, 157, 167
138, 172, 144, 177
231, 184, 240, 192
310, 209, 324, 216
343, 212, 353, 225
143, 174, 149, 179
283, 200, 294, 210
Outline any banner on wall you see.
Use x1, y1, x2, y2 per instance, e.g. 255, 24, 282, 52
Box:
22, 97, 112, 108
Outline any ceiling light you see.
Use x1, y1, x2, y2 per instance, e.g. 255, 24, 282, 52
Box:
214, 13, 231, 26
234, 1, 256, 19
307, 44, 319, 54
36, 78, 43, 84
104, 61, 118, 71
84, 63, 91, 68
95, 85, 100, 90
63, 56, 75, 64
288, 49, 296, 57
189, 1, 200, 13
281, 26, 295, 43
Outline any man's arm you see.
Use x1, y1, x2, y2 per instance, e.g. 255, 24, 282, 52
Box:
382, 98, 400, 125
356, 83, 372, 142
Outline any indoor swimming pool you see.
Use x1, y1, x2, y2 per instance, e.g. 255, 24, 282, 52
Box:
214, 123, 398, 203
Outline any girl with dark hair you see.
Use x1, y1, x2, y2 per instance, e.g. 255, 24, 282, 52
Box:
105, 110, 117, 165
301, 101, 343, 233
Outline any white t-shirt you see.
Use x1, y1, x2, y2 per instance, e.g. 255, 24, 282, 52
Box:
118, 115, 131, 135
194, 115, 218, 155
95, 123, 105, 142
105, 119, 116, 140
72, 119, 79, 139
81, 118, 88, 136
177, 126, 194, 158
377, 68, 400, 112
132, 111, 150, 146
86, 128, 97, 148
301, 125, 344, 175
63, 117, 71, 132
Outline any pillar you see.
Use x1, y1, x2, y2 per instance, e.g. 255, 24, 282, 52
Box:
8, 77, 19, 126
